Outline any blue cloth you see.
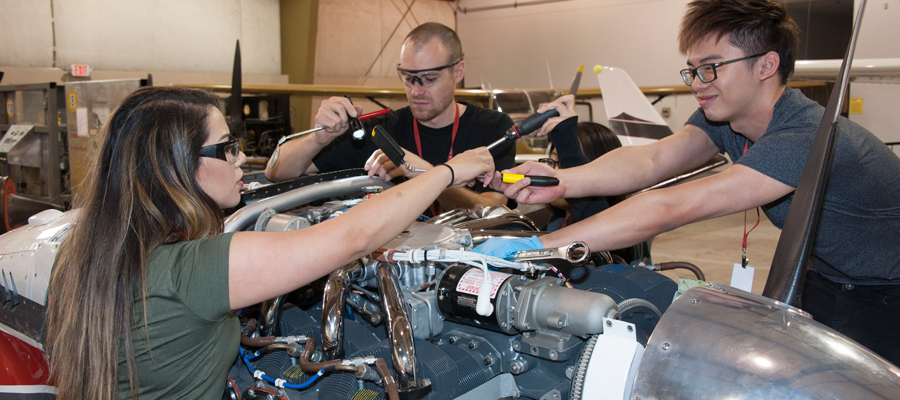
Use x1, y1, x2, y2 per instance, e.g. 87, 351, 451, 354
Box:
473, 236, 543, 260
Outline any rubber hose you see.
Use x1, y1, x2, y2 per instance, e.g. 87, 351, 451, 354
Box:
299, 338, 342, 371
658, 261, 706, 281
376, 357, 400, 400
241, 335, 276, 348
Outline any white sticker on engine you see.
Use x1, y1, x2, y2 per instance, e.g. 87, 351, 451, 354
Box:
456, 269, 510, 299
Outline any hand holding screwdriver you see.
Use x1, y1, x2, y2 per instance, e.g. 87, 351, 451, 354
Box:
370, 125, 558, 186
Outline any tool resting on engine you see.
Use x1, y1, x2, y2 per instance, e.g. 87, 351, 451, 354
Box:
485, 108, 560, 151
513, 241, 590, 266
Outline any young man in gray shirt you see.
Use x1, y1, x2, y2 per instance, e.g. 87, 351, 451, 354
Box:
481, 0, 900, 365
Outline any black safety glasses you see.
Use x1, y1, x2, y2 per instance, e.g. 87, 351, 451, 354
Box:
680, 53, 768, 86
199, 137, 241, 164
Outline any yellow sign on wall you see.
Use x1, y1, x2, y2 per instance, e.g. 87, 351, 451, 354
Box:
67, 90, 78, 112
849, 97, 864, 114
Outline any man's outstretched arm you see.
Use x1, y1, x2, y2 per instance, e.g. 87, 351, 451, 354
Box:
540, 162, 794, 252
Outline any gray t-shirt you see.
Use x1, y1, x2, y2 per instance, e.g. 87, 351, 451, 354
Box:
687, 87, 900, 285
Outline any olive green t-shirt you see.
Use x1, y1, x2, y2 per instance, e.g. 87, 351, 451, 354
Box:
118, 232, 239, 400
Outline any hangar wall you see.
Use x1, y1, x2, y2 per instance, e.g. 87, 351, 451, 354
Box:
0, 0, 286, 85
849, 0, 900, 147
303, 0, 457, 129
456, 0, 900, 143
1, 1, 896, 140
457, 0, 699, 135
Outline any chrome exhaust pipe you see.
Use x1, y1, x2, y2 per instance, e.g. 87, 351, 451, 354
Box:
321, 261, 362, 360
376, 262, 426, 392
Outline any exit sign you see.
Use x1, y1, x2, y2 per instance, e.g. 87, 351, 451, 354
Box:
69, 64, 91, 77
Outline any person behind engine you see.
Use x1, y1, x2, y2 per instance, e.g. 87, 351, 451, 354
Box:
43, 86, 495, 400
537, 96, 650, 264
265, 22, 515, 215
479, 0, 900, 365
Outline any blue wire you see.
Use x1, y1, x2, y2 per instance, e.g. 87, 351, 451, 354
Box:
238, 347, 325, 390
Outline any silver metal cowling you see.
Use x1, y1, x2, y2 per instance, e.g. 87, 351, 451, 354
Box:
631, 284, 900, 400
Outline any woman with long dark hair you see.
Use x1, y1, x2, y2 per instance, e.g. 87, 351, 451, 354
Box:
43, 86, 494, 400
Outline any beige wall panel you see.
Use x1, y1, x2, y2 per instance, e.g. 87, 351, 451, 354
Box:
315, 0, 455, 79
53, 0, 240, 73
457, 0, 688, 90
854, 0, 900, 59
0, 0, 280, 75
0, 66, 287, 87
241, 0, 282, 74
457, 0, 694, 131
0, 0, 54, 67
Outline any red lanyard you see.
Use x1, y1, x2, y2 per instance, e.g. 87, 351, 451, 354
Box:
413, 103, 460, 216
742, 140, 761, 268
413, 102, 460, 161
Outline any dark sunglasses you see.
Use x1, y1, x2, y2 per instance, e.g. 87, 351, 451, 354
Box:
199, 138, 241, 164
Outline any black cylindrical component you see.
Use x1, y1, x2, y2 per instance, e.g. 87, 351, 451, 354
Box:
487, 109, 562, 153
436, 264, 513, 333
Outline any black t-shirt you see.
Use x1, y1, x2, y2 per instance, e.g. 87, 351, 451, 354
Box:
313, 102, 516, 175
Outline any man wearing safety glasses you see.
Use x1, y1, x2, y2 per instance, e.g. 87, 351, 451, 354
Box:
479, 0, 900, 366
266, 22, 515, 215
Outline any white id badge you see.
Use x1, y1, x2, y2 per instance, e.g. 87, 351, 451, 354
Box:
731, 263, 755, 293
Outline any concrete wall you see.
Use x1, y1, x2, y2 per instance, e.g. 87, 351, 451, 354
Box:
0, 0, 284, 85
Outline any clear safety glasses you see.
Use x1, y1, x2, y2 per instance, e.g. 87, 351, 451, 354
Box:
397, 61, 461, 88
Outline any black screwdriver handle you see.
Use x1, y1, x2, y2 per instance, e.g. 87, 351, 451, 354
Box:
371, 125, 406, 167
514, 109, 560, 137
527, 175, 560, 186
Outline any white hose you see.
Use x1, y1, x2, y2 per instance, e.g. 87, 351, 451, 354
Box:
389, 249, 547, 272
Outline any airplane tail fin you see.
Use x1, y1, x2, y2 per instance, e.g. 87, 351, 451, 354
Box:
595, 65, 672, 145
228, 40, 244, 136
